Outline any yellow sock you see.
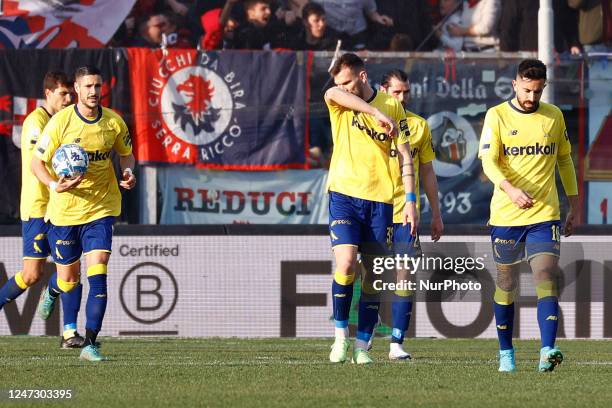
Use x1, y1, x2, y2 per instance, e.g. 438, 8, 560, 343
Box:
14, 271, 29, 290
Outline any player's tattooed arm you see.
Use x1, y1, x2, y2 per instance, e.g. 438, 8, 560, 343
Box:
396, 141, 419, 235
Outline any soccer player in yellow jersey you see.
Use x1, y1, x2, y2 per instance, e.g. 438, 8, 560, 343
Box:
379, 69, 443, 360
325, 53, 417, 364
478, 59, 578, 372
31, 66, 136, 362
0, 71, 86, 348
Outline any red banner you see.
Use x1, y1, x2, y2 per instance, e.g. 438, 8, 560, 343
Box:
0, 0, 136, 48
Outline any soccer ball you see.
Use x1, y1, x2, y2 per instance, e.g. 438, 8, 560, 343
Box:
51, 143, 89, 179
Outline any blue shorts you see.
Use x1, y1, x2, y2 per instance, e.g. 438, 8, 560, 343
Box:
329, 191, 393, 255
22, 218, 51, 259
490, 220, 561, 265
393, 223, 421, 257
49, 216, 115, 265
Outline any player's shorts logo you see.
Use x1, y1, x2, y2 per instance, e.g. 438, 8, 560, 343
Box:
428, 111, 478, 178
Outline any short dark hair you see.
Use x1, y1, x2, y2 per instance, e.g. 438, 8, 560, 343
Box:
244, 0, 270, 10
302, 2, 325, 20
330, 53, 365, 77
74, 66, 103, 81
381, 69, 408, 87
517, 59, 546, 80
43, 71, 71, 93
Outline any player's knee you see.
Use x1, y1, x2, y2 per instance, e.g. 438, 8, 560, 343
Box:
530, 255, 559, 283
19, 270, 42, 287
21, 261, 45, 286
495, 264, 517, 292
335, 259, 354, 276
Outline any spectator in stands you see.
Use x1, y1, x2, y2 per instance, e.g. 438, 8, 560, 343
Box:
568, 0, 612, 53
447, 0, 501, 52
276, 0, 309, 26
229, 0, 288, 49
436, 0, 463, 50
374, 0, 437, 51
132, 13, 171, 47
165, 13, 195, 48
200, 8, 224, 49
293, 2, 340, 50
188, 0, 242, 45
499, 0, 581, 54
317, 0, 393, 50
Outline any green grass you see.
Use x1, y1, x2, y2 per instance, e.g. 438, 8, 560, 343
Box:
1, 337, 611, 407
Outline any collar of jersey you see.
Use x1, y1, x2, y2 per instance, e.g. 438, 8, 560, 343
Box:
74, 104, 102, 124
507, 100, 539, 115
365, 88, 377, 103
40, 106, 51, 118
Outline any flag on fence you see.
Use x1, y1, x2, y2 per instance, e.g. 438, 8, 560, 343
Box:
128, 48, 310, 170
0, 0, 136, 48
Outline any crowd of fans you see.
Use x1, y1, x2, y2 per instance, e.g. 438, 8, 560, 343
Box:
110, 0, 612, 54
107, 0, 611, 168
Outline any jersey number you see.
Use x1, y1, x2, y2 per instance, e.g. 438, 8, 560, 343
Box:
551, 225, 561, 242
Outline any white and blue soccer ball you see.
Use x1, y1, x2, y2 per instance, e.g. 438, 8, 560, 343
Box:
51, 143, 89, 179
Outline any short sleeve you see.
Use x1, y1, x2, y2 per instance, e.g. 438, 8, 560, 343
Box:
419, 121, 435, 164
112, 117, 133, 156
33, 115, 62, 163
556, 111, 571, 156
395, 103, 410, 146
478, 109, 501, 160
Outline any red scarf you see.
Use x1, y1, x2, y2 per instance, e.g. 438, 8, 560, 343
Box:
468, 0, 480, 8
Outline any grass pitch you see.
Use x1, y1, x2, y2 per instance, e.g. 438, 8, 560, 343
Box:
1, 337, 611, 407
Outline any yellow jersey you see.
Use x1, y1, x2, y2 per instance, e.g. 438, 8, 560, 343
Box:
34, 105, 132, 226
391, 110, 435, 223
20, 107, 52, 220
326, 90, 410, 204
478, 100, 571, 226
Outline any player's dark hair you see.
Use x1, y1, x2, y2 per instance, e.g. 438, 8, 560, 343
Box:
330, 53, 365, 77
74, 66, 103, 81
517, 59, 547, 81
43, 71, 71, 92
381, 69, 408, 88
302, 2, 325, 20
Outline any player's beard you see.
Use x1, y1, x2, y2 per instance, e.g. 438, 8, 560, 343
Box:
517, 97, 538, 113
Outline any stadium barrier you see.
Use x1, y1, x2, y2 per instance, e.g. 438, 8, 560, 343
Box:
1, 225, 611, 339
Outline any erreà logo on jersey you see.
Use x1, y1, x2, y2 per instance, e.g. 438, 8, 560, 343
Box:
148, 52, 246, 163
503, 143, 556, 156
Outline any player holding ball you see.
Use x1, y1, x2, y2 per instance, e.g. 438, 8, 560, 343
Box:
31, 66, 136, 362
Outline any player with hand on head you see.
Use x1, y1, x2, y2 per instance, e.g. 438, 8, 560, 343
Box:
31, 66, 136, 362
0, 71, 86, 349
478, 59, 578, 372
379, 69, 443, 360
325, 53, 417, 364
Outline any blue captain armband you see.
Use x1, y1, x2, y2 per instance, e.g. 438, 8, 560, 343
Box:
405, 192, 416, 203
